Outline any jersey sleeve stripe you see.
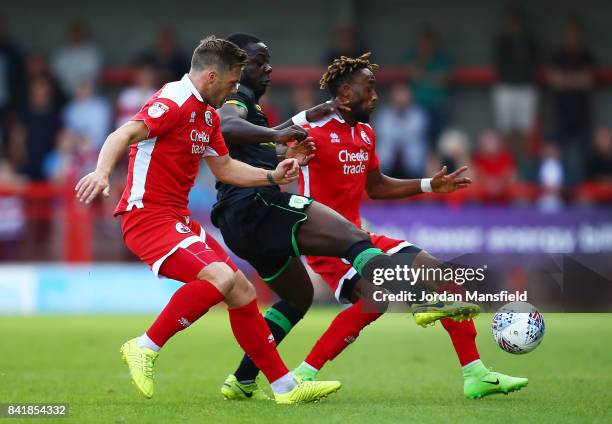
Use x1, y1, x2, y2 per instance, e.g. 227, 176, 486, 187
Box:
301, 165, 311, 197
225, 99, 248, 111
127, 138, 157, 210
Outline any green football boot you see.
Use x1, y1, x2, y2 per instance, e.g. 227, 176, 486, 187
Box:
120, 337, 158, 399
463, 360, 529, 399
221, 374, 271, 401
413, 301, 480, 327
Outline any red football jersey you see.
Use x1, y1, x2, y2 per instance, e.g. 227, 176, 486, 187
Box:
114, 75, 228, 216
298, 114, 380, 228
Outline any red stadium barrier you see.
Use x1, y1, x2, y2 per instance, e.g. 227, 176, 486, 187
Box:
575, 181, 612, 203
0, 179, 93, 262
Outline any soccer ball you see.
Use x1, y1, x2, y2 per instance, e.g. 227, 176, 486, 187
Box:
491, 302, 545, 354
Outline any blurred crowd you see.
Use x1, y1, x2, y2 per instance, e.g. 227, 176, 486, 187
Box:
0, 8, 611, 211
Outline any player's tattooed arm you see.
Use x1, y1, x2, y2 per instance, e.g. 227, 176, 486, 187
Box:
75, 120, 149, 203
219, 103, 307, 145
365, 166, 472, 199
204, 154, 299, 187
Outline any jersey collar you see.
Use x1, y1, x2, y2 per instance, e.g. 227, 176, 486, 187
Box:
181, 74, 204, 102
332, 112, 346, 124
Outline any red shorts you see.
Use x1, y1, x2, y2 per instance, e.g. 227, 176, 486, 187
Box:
120, 208, 236, 281
306, 233, 414, 303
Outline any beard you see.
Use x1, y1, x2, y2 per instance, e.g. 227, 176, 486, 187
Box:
352, 107, 371, 123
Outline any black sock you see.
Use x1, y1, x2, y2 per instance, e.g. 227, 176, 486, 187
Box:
344, 240, 379, 266
233, 300, 305, 383
345, 241, 429, 309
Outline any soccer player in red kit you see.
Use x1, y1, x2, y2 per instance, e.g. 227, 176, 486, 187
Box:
291, 54, 528, 399
74, 36, 340, 404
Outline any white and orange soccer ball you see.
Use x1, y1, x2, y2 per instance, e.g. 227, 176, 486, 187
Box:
492, 302, 545, 354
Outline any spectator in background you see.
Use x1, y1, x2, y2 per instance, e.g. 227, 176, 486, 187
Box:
576, 128, 612, 203
324, 25, 366, 65
52, 21, 102, 96
0, 17, 26, 120
471, 130, 517, 202
548, 18, 595, 185
115, 61, 157, 128
537, 143, 564, 211
25, 50, 66, 108
492, 7, 539, 159
404, 25, 452, 147
63, 79, 111, 151
140, 28, 188, 84
42, 129, 88, 182
436, 128, 471, 174
374, 83, 428, 179
587, 127, 612, 181
9, 77, 61, 181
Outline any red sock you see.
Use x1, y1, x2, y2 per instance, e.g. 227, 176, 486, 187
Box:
436, 282, 480, 366
146, 280, 224, 348
440, 318, 480, 366
305, 300, 381, 370
228, 300, 289, 383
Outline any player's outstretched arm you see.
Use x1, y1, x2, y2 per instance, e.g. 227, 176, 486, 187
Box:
219, 103, 307, 145
75, 121, 149, 204
204, 154, 299, 187
365, 166, 472, 200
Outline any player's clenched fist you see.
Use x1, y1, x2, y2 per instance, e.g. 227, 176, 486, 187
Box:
75, 170, 110, 204
271, 158, 299, 184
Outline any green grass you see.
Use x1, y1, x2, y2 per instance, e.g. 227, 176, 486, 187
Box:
1, 310, 611, 423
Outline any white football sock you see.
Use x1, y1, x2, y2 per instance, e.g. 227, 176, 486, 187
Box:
270, 372, 297, 394
301, 361, 319, 372
137, 333, 161, 352
462, 359, 483, 370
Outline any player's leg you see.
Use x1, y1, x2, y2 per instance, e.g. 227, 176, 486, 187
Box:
293, 239, 408, 380
221, 269, 341, 403
297, 201, 479, 324
225, 258, 313, 399
294, 240, 471, 381
409, 249, 528, 398
220, 192, 476, 326
120, 243, 234, 398
295, 295, 383, 381
123, 234, 341, 403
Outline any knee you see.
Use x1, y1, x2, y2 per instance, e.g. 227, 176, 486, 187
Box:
232, 272, 256, 300
224, 271, 257, 308
197, 262, 236, 295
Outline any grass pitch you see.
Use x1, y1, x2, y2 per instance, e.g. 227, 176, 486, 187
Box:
1, 310, 611, 423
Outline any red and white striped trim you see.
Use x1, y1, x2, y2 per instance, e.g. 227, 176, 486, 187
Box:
301, 165, 311, 197
126, 138, 157, 210
151, 235, 202, 277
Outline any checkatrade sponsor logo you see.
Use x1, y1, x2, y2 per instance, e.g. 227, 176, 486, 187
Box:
338, 149, 369, 174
